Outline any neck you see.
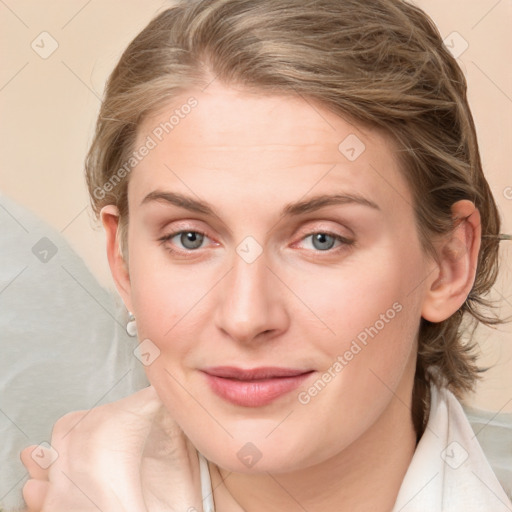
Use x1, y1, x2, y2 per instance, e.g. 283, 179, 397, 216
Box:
209, 379, 418, 512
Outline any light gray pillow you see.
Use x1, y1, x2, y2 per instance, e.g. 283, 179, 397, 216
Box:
0, 193, 148, 511
462, 404, 512, 501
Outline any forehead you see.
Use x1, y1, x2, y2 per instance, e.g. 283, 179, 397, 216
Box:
131, 82, 413, 217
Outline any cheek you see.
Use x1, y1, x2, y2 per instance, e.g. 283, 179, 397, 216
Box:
291, 254, 412, 344
291, 245, 424, 397
127, 249, 224, 379
131, 273, 202, 349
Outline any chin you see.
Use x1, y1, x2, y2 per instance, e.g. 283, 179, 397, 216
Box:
194, 429, 325, 475
208, 449, 298, 474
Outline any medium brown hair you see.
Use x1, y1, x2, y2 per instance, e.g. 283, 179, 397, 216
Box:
85, 0, 506, 434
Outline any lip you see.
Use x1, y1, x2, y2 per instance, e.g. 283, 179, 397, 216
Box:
201, 366, 314, 407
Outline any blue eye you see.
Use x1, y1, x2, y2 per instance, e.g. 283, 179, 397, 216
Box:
159, 230, 208, 251
301, 232, 353, 252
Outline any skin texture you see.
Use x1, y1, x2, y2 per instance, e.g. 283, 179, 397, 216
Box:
21, 82, 481, 512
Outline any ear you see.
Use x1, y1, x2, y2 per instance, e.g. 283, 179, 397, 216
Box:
100, 205, 133, 312
421, 200, 481, 323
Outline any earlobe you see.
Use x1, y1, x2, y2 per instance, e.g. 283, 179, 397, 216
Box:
100, 205, 133, 312
421, 200, 481, 323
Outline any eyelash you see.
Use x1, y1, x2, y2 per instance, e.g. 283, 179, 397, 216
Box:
158, 228, 354, 258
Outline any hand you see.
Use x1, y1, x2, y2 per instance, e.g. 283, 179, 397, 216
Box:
20, 385, 204, 511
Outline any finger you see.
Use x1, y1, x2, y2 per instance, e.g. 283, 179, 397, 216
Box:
20, 446, 50, 480
27, 386, 164, 512
22, 478, 49, 512
44, 385, 166, 512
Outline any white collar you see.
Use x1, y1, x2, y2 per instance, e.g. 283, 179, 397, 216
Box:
392, 382, 512, 511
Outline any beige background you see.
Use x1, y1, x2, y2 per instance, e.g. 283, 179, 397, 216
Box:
0, 0, 511, 412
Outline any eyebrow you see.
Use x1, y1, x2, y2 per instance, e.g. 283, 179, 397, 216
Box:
140, 190, 381, 217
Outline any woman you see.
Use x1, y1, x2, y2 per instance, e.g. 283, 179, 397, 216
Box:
21, 0, 511, 510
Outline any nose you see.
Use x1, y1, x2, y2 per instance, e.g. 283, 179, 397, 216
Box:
213, 247, 289, 346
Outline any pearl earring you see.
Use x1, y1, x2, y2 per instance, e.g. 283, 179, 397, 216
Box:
126, 312, 137, 337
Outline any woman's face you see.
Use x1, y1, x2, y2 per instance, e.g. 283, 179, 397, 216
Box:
120, 82, 434, 472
